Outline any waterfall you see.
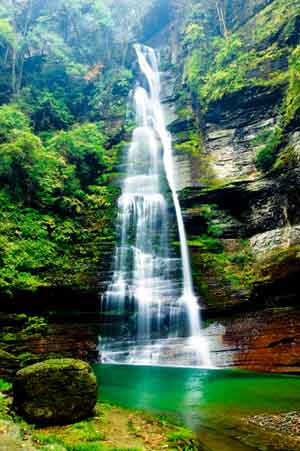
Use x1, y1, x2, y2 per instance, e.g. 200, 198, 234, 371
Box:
101, 44, 211, 367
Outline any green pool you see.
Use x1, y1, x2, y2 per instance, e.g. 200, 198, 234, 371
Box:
94, 364, 300, 450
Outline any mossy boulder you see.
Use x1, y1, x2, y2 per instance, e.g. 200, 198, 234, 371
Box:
13, 359, 97, 425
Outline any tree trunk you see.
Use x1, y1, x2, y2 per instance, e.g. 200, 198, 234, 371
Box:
216, 1, 229, 38
11, 46, 17, 94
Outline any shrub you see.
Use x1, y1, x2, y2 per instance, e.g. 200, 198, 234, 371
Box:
255, 127, 283, 172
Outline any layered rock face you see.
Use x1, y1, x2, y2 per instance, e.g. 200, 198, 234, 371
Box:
206, 308, 300, 372
0, 313, 100, 380
156, 0, 300, 371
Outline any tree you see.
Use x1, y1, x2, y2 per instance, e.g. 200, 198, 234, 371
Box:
0, 104, 30, 142
215, 1, 228, 38
0, 129, 66, 205
48, 123, 107, 190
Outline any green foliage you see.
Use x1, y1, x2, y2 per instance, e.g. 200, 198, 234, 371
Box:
65, 446, 98, 451
0, 105, 30, 143
188, 236, 223, 253
284, 46, 300, 125
272, 144, 300, 172
189, 203, 255, 301
0, 18, 15, 46
22, 316, 48, 336
68, 421, 104, 442
0, 393, 12, 420
167, 427, 198, 451
48, 123, 107, 191
23, 90, 74, 132
0, 131, 66, 205
183, 23, 205, 47
174, 132, 203, 157
0, 101, 119, 294
0, 378, 12, 392
33, 432, 64, 446
240, 0, 300, 46
184, 48, 209, 93
200, 42, 285, 104
255, 127, 283, 172
200, 204, 225, 238
214, 36, 243, 68
90, 68, 133, 120
182, 0, 297, 106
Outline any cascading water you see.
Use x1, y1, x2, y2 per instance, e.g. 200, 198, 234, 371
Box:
100, 44, 211, 367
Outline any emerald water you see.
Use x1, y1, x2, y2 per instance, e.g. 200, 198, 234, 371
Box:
94, 364, 300, 450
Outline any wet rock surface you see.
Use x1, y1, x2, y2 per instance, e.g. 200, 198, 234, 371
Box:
205, 308, 300, 372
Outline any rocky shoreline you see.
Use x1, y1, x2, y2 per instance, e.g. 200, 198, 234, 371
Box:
246, 412, 300, 438
237, 412, 300, 451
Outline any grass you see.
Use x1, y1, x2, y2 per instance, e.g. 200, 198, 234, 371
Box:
65, 446, 142, 451
167, 427, 200, 451
28, 403, 200, 451
68, 420, 104, 442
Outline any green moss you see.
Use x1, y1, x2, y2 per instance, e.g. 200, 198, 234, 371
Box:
17, 352, 43, 368
182, 0, 299, 107
65, 446, 141, 451
254, 126, 284, 172
255, 245, 300, 283
188, 237, 223, 252
15, 359, 97, 425
18, 358, 89, 376
0, 378, 13, 420
0, 395, 13, 421
32, 432, 64, 446
200, 43, 287, 105
68, 421, 104, 442
240, 0, 300, 46
174, 132, 203, 157
283, 46, 300, 126
1, 333, 17, 343
272, 144, 299, 172
21, 316, 48, 337
175, 107, 194, 121
191, 234, 255, 304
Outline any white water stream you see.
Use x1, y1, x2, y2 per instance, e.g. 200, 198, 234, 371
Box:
101, 45, 211, 367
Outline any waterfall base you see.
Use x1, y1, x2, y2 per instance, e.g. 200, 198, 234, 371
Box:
99, 337, 212, 368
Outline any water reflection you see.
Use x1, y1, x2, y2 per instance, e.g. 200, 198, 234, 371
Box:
94, 364, 300, 431
182, 369, 207, 429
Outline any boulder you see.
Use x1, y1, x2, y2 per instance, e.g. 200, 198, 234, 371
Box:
13, 358, 97, 425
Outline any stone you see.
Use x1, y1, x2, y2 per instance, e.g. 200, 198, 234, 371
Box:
205, 308, 300, 373
0, 349, 19, 381
13, 359, 97, 425
250, 225, 300, 255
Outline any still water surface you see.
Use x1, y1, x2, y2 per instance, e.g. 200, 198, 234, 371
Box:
94, 364, 300, 450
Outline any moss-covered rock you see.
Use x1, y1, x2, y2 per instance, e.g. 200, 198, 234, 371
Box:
13, 359, 97, 425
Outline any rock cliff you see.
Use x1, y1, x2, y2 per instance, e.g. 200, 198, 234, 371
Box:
156, 0, 300, 371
